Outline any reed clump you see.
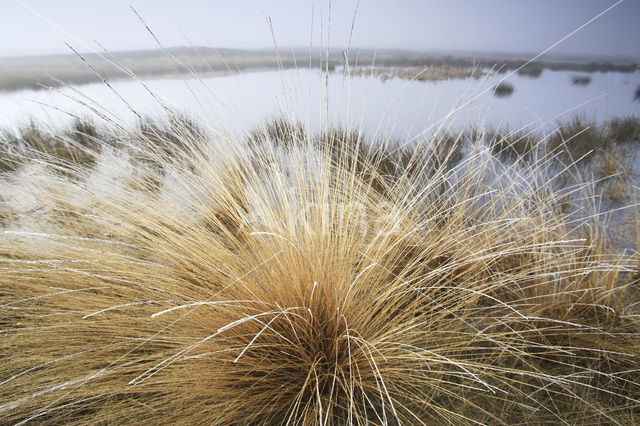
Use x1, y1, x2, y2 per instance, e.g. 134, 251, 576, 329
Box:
0, 114, 639, 424
349, 65, 484, 83
492, 81, 514, 97
572, 75, 592, 86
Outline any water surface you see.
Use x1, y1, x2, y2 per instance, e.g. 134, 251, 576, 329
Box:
0, 68, 638, 138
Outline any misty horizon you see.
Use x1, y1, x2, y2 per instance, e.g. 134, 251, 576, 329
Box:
2, 44, 638, 63
2, 1, 639, 60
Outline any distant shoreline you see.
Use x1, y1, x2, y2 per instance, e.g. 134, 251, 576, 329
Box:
0, 46, 637, 93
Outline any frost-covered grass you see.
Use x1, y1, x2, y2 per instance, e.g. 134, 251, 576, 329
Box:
1, 109, 639, 423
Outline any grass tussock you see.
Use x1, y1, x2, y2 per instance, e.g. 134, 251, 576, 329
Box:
0, 131, 22, 174
0, 112, 209, 182
593, 144, 635, 202
133, 112, 208, 173
248, 116, 308, 148
487, 127, 539, 162
547, 116, 606, 163
0, 114, 639, 424
492, 81, 514, 98
608, 116, 640, 143
0, 118, 104, 177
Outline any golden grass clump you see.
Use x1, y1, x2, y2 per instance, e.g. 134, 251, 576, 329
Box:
1, 113, 639, 424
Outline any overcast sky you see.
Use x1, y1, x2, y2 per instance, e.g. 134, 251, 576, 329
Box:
1, 0, 638, 58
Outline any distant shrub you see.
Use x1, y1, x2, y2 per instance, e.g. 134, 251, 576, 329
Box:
635, 85, 640, 102
493, 81, 514, 97
572, 75, 591, 86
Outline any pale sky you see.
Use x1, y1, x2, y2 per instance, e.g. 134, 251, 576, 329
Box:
1, 0, 638, 58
